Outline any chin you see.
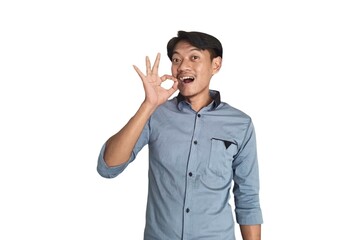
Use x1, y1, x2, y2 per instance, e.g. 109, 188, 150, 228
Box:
178, 89, 192, 97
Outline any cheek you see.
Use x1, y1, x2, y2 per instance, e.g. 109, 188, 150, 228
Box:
197, 65, 211, 76
171, 65, 178, 75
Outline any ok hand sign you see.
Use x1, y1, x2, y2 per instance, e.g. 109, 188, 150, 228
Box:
133, 53, 178, 108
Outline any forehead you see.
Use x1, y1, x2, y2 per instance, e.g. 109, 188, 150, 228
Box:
173, 40, 206, 55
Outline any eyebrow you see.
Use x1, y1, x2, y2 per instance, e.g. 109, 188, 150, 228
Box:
172, 47, 203, 55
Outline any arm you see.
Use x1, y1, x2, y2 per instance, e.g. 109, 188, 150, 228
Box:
104, 101, 155, 167
104, 53, 178, 167
233, 120, 263, 234
240, 224, 261, 240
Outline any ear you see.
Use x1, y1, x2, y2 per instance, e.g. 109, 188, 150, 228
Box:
211, 56, 222, 74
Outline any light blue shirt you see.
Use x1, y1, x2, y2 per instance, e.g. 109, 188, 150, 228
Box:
97, 90, 263, 240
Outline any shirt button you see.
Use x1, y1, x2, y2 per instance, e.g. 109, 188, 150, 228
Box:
186, 208, 190, 213
193, 140, 198, 145
188, 172, 193, 177
197, 114, 201, 118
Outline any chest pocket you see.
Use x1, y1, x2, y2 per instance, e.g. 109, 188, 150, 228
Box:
208, 138, 237, 176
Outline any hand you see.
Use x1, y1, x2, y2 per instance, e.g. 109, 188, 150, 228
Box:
133, 53, 178, 108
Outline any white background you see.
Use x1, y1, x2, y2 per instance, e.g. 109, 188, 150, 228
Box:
1, 0, 359, 239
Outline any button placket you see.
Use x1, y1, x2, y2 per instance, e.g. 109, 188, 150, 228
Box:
182, 111, 203, 238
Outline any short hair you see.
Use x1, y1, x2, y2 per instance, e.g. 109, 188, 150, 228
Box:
167, 30, 223, 60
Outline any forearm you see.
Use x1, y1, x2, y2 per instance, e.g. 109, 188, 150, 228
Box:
104, 101, 156, 167
240, 225, 261, 240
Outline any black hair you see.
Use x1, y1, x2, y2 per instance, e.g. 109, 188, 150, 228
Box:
167, 30, 223, 60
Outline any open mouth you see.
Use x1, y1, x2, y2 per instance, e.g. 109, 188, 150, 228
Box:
179, 76, 195, 84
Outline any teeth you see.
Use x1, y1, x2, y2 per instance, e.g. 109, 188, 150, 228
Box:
179, 76, 194, 81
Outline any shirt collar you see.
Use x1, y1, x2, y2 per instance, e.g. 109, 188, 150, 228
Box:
176, 90, 221, 111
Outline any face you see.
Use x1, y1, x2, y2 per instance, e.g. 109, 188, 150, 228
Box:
171, 41, 222, 101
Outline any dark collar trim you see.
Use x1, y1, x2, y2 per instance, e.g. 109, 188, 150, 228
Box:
176, 90, 221, 109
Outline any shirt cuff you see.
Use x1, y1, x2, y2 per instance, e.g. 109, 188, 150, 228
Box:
96, 143, 129, 178
235, 208, 263, 225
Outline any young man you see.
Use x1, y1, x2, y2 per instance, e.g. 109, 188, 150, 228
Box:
97, 31, 263, 240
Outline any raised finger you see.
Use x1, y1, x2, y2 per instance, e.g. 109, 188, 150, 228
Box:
146, 56, 151, 75
133, 65, 145, 79
151, 53, 161, 75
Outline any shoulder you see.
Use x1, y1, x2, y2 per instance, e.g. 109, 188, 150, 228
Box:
217, 101, 253, 123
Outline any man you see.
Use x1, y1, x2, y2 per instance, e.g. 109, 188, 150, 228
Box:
97, 30, 263, 240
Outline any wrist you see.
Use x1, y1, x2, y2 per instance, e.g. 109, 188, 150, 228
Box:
140, 100, 157, 115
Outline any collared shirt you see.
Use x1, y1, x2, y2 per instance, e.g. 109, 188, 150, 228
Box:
97, 90, 263, 240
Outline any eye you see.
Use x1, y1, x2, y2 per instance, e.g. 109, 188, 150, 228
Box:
172, 58, 181, 64
191, 55, 200, 61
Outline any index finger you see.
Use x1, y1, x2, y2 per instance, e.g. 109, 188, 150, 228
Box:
161, 74, 178, 83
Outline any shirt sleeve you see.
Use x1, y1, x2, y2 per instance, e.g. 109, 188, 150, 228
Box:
232, 119, 263, 225
96, 143, 129, 178
97, 120, 150, 178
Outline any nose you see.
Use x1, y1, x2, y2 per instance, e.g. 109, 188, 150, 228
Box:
177, 58, 191, 72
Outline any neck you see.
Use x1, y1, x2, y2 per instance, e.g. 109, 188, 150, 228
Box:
185, 93, 212, 112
